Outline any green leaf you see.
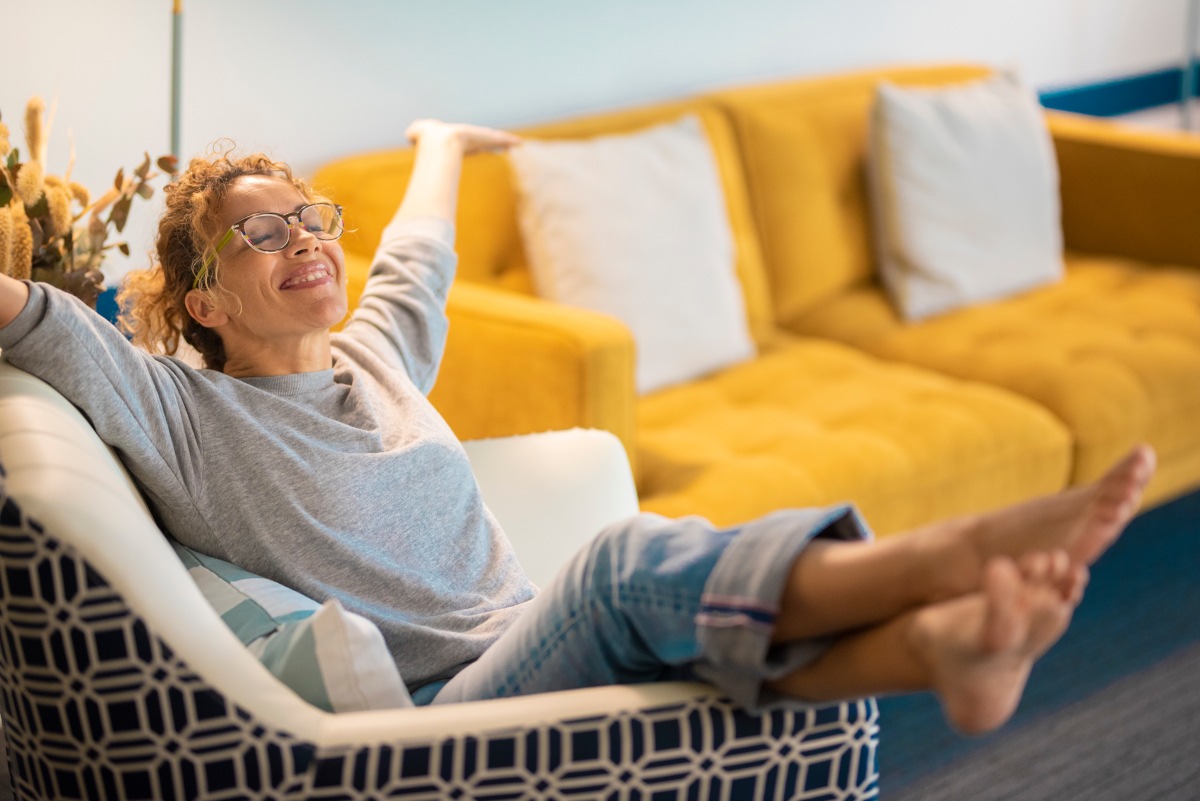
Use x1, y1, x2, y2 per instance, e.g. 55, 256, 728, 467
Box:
134, 152, 151, 180
26, 194, 49, 219
136, 182, 153, 200
31, 265, 65, 289
113, 167, 125, 191
6, 149, 18, 171
0, 184, 10, 207
157, 154, 179, 174
118, 242, 130, 256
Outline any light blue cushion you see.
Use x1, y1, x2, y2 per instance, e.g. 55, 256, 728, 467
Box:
171, 542, 413, 712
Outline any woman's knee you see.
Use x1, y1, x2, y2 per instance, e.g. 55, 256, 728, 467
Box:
577, 513, 732, 603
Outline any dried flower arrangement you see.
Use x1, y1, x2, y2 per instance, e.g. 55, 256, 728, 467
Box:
0, 97, 176, 308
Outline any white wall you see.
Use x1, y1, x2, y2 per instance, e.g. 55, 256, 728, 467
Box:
1, 0, 1185, 281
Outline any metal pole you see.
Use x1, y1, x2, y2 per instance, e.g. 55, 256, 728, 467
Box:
171, 0, 183, 158
1184, 0, 1198, 129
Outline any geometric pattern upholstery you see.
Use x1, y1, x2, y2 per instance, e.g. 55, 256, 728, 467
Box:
0, 473, 880, 800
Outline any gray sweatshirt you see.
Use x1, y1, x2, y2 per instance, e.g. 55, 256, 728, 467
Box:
0, 216, 536, 693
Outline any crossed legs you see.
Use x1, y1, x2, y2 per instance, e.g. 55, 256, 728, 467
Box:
767, 445, 1157, 734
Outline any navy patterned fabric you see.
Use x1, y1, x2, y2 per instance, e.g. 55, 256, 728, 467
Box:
0, 477, 880, 800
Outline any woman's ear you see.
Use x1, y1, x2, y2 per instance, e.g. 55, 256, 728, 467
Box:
184, 289, 228, 329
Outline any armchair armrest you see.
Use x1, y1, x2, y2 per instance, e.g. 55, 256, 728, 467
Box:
430, 280, 638, 466
1049, 111, 1200, 268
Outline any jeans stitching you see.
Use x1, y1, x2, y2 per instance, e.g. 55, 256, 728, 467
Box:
495, 579, 697, 696
495, 601, 587, 696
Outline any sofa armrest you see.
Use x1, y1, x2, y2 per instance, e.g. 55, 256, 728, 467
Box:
1049, 111, 1200, 268
429, 280, 638, 466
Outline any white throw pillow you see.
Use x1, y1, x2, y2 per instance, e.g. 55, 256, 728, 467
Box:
508, 115, 754, 394
868, 72, 1064, 321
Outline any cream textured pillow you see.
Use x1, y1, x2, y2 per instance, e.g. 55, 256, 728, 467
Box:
509, 115, 754, 394
868, 72, 1064, 321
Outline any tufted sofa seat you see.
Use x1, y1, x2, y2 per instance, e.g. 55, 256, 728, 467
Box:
793, 255, 1200, 492
635, 334, 1067, 532
314, 63, 1200, 534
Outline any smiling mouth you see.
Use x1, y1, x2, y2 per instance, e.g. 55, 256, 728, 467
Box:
280, 264, 333, 290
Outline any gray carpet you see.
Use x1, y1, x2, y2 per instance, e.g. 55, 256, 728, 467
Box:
891, 641, 1200, 801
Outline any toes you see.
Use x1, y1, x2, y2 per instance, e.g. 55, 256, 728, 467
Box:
1106, 444, 1156, 499
1131, 444, 1157, 485
1017, 548, 1079, 604
1065, 565, 1090, 606
1019, 551, 1051, 582
1046, 549, 1073, 592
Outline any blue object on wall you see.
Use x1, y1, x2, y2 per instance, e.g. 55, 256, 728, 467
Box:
1039, 66, 1199, 117
96, 286, 120, 325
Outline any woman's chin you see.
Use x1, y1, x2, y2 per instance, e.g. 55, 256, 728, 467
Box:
308, 293, 350, 330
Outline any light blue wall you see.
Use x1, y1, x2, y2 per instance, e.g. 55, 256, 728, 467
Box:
0, 0, 1184, 279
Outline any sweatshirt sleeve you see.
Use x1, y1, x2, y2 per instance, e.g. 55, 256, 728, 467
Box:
338, 216, 458, 394
0, 282, 204, 510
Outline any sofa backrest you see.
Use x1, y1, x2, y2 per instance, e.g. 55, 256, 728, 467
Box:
709, 63, 992, 329
313, 102, 778, 346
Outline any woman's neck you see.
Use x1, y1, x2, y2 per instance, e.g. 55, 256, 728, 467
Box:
221, 331, 333, 378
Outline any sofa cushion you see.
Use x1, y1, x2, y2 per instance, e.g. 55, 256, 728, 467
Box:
791, 255, 1200, 505
867, 72, 1063, 320
636, 335, 1071, 534
709, 64, 993, 328
509, 115, 755, 393
172, 542, 413, 713
314, 103, 777, 348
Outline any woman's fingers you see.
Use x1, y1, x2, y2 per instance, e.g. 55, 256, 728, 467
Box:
460, 125, 523, 154
406, 119, 521, 154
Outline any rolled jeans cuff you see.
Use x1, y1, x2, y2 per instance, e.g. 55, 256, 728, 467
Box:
692, 504, 872, 711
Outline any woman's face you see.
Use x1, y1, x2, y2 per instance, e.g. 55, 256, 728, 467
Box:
199, 174, 348, 344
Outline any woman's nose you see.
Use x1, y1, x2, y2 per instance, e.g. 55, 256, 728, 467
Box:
286, 223, 321, 255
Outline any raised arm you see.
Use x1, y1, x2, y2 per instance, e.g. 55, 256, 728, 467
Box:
0, 273, 31, 330
339, 122, 519, 390
398, 120, 521, 222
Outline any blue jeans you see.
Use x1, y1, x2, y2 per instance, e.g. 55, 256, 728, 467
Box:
424, 505, 870, 711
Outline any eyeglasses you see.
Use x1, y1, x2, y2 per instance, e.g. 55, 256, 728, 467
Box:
193, 202, 344, 288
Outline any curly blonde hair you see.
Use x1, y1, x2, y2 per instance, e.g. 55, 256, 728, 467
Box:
117, 145, 323, 372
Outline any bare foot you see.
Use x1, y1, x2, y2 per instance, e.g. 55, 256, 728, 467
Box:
917, 445, 1154, 600
909, 552, 1081, 735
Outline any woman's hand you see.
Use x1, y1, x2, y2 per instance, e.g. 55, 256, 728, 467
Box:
405, 120, 521, 156
395, 120, 521, 221
0, 273, 31, 330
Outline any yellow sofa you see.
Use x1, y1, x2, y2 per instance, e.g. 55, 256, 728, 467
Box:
314, 64, 1200, 536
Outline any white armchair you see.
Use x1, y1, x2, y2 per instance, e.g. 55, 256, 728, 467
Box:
0, 357, 879, 800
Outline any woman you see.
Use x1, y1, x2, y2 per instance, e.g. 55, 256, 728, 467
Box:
0, 120, 1155, 734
